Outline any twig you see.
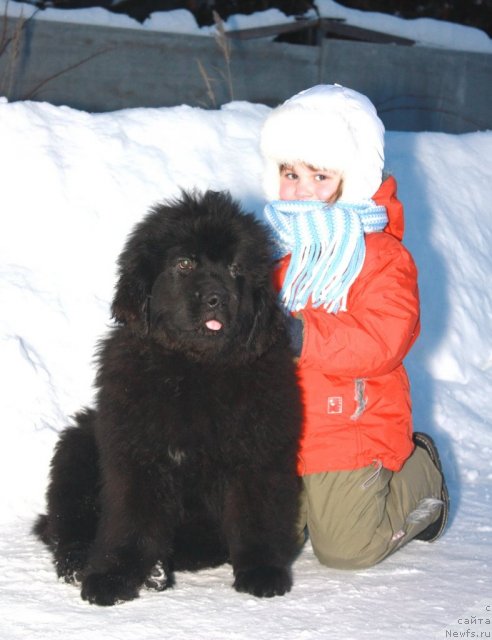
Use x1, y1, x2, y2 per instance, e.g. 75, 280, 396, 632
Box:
212, 11, 234, 102
1, 9, 27, 97
22, 46, 116, 100
196, 58, 217, 107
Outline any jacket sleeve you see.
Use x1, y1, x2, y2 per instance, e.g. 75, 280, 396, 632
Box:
297, 235, 420, 377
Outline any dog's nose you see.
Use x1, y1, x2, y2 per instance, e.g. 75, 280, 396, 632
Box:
207, 294, 220, 308
198, 281, 229, 309
196, 279, 229, 310
206, 291, 226, 309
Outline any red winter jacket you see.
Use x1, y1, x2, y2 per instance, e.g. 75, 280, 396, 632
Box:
273, 176, 419, 475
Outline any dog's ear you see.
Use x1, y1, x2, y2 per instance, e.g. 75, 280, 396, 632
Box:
245, 284, 287, 357
110, 203, 172, 334
111, 259, 153, 334
111, 219, 160, 334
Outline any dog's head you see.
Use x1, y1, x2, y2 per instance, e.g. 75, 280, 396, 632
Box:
111, 191, 287, 362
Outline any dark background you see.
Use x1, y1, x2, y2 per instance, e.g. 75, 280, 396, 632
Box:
14, 0, 492, 35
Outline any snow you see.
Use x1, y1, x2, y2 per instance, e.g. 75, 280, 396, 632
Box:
2, 0, 492, 53
1, 95, 492, 639
315, 0, 492, 53
1, 1, 492, 635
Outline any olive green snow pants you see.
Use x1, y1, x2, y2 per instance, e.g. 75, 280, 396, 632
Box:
297, 446, 443, 569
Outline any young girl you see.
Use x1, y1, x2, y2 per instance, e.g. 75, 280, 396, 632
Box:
260, 84, 449, 569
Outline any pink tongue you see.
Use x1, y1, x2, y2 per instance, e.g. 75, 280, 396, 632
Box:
205, 319, 223, 331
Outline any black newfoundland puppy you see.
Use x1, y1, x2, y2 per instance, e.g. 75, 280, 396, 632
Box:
34, 190, 302, 606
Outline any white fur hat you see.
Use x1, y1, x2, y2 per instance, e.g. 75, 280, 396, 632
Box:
260, 84, 385, 201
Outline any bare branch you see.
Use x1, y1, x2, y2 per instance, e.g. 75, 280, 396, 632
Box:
22, 46, 116, 100
196, 57, 217, 108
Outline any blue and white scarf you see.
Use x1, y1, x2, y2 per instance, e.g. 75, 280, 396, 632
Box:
264, 199, 388, 313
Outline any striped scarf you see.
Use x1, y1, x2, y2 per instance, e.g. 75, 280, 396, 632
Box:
264, 199, 388, 313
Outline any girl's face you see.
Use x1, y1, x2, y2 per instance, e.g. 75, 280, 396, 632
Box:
279, 162, 342, 203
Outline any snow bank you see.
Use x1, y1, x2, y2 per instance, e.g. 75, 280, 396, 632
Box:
0, 98, 491, 638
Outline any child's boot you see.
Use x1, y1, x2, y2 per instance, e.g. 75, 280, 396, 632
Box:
412, 432, 449, 542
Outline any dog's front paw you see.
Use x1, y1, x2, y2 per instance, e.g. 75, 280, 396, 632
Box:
233, 566, 292, 598
81, 571, 141, 606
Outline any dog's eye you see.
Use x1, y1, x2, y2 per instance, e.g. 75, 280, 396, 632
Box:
177, 258, 195, 272
229, 263, 242, 278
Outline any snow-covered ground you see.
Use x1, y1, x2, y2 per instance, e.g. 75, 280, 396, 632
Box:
1, 95, 491, 639
1, 1, 492, 638
2, 0, 492, 53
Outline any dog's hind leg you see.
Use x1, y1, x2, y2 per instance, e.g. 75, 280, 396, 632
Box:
144, 559, 175, 591
33, 408, 100, 584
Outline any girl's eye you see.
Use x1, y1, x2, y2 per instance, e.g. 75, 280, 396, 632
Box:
315, 174, 328, 181
280, 167, 297, 180
177, 257, 195, 271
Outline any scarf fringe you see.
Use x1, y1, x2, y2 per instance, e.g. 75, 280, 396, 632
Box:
264, 199, 388, 313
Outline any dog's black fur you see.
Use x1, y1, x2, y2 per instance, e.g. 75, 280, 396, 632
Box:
34, 191, 302, 606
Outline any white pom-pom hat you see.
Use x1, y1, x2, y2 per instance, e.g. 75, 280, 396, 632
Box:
260, 84, 385, 202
